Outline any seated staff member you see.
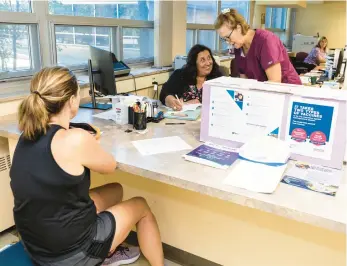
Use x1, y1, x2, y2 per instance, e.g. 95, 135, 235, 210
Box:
10, 67, 164, 266
160, 44, 222, 111
304, 36, 328, 71
215, 8, 301, 85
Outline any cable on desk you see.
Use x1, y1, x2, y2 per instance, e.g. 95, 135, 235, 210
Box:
129, 74, 137, 95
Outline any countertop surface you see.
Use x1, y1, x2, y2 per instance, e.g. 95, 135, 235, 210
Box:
0, 108, 346, 233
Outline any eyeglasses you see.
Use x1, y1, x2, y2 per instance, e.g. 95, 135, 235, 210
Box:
220, 30, 233, 43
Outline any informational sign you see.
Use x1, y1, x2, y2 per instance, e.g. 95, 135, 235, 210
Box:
208, 87, 285, 143
285, 97, 338, 161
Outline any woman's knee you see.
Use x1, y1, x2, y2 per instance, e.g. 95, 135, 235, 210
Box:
106, 182, 123, 191
106, 183, 123, 196
132, 197, 151, 213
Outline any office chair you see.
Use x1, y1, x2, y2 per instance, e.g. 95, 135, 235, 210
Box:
293, 52, 309, 75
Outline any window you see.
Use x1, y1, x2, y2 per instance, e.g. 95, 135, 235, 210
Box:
0, 0, 31, 12
198, 30, 216, 51
266, 7, 287, 30
0, 23, 39, 79
122, 28, 154, 62
221, 1, 250, 22
49, 0, 154, 21
221, 41, 229, 51
186, 1, 217, 24
186, 0, 250, 53
55, 25, 111, 67
186, 30, 194, 54
49, 1, 155, 67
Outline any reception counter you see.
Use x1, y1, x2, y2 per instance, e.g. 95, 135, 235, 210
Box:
0, 109, 345, 266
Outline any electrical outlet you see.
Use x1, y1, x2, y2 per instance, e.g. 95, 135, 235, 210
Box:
152, 80, 158, 91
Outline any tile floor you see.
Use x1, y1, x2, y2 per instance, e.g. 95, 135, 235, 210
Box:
0, 229, 181, 266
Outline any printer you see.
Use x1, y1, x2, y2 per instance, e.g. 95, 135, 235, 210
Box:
292, 34, 319, 53
174, 55, 221, 70
111, 53, 131, 77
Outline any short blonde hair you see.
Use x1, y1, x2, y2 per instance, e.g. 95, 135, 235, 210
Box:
214, 8, 250, 35
18, 67, 79, 140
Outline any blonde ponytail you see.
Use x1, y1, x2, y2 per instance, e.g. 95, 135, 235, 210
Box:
18, 67, 79, 140
18, 93, 50, 140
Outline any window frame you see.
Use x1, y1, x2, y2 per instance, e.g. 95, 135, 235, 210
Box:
49, 6, 154, 70
0, 5, 41, 80
0, 0, 155, 80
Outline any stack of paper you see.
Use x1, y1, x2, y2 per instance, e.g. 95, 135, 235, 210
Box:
183, 142, 239, 169
132, 136, 192, 156
223, 136, 290, 193
224, 161, 288, 193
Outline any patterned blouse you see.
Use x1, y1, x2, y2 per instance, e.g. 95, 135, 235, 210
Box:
304, 47, 326, 66
182, 85, 203, 103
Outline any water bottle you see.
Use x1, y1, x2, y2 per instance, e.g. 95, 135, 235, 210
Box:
328, 65, 333, 80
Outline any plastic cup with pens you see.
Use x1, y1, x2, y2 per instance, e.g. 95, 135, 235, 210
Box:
133, 102, 147, 131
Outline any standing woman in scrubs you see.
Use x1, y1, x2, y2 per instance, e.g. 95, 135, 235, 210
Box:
214, 8, 302, 85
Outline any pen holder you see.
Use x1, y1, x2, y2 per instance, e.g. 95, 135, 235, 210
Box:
133, 112, 147, 130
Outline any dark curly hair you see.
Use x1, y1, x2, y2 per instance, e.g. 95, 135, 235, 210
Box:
182, 44, 222, 84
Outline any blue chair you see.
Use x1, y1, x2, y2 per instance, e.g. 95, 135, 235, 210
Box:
0, 242, 34, 266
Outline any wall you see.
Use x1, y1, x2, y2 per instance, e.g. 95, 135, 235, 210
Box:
294, 1, 346, 48
172, 0, 187, 60
252, 4, 266, 29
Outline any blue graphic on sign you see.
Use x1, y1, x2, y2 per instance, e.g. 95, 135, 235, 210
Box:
227, 90, 243, 110
289, 102, 334, 142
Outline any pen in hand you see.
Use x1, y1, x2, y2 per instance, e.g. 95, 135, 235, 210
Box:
173, 94, 183, 111
175, 94, 183, 104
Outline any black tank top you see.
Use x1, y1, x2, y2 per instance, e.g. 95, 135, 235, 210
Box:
10, 124, 97, 257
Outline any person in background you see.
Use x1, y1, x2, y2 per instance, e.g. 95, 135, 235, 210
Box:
10, 67, 164, 266
160, 44, 222, 111
304, 36, 328, 70
214, 8, 302, 85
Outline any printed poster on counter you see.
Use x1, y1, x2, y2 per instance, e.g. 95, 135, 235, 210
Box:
285, 97, 338, 161
281, 161, 342, 196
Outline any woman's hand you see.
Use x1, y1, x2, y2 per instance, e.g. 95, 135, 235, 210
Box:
165, 95, 183, 111
184, 99, 200, 104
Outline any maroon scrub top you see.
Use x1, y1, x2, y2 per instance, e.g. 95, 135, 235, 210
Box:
235, 29, 302, 85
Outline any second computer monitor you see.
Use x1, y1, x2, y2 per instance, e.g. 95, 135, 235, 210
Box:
89, 46, 117, 96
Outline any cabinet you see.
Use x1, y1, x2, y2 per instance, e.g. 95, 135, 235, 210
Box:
0, 137, 14, 232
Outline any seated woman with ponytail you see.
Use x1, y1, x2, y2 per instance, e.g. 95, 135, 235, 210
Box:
10, 67, 165, 266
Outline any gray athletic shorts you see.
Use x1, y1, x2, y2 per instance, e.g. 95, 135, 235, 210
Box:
28, 211, 116, 266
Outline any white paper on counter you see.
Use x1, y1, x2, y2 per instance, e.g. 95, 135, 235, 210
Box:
132, 136, 192, 156
223, 160, 287, 194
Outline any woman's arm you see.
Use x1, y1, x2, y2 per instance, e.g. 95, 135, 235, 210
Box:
159, 69, 184, 105
76, 129, 117, 174
317, 50, 326, 64
265, 63, 282, 83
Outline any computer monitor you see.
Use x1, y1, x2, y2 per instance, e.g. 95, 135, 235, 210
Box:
335, 49, 344, 77
89, 46, 117, 96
